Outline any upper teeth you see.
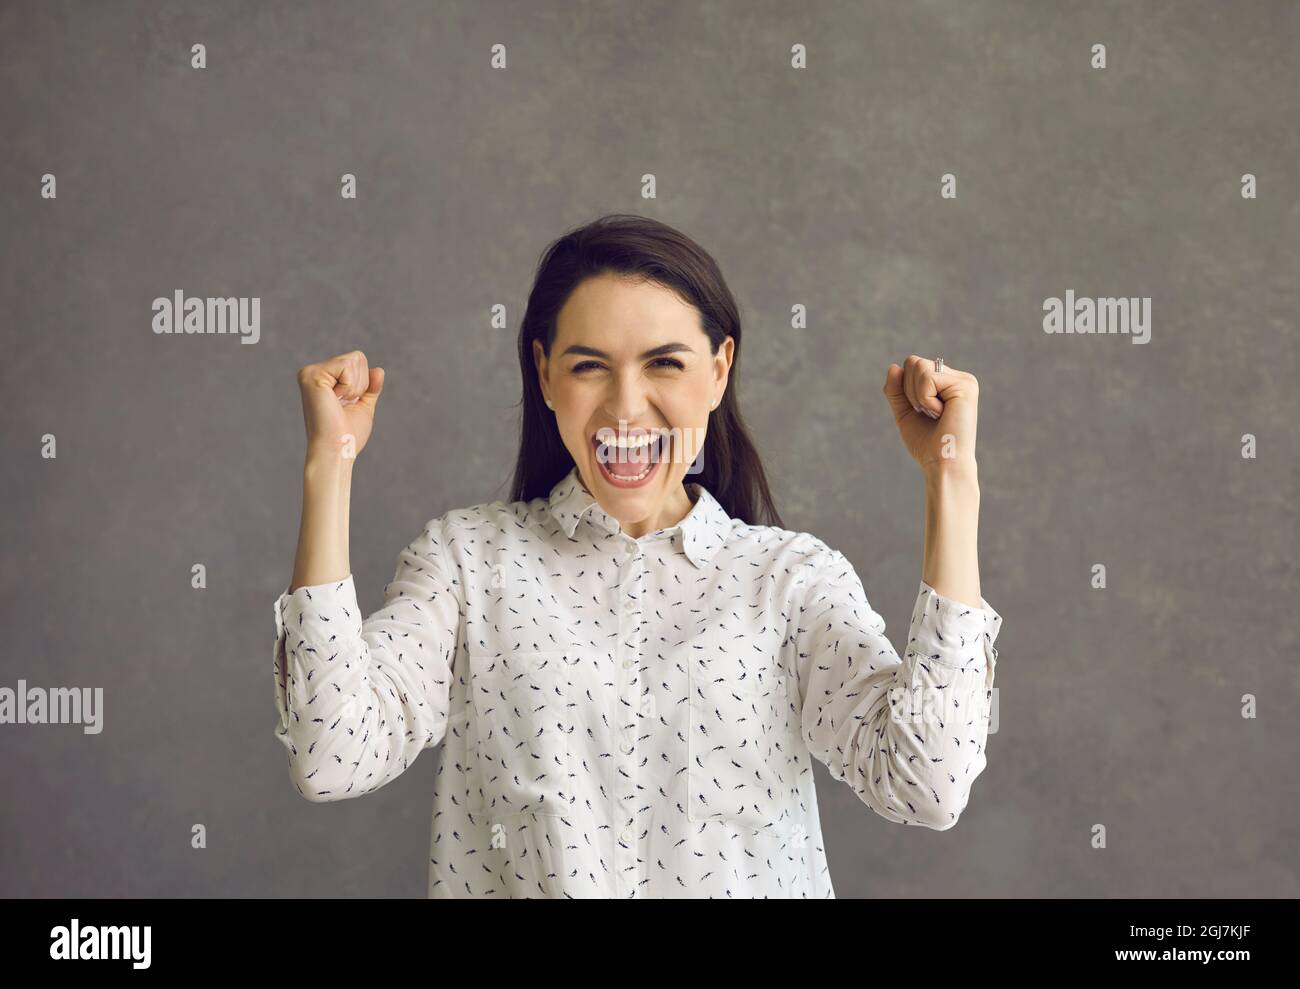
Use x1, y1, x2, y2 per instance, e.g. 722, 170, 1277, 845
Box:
596, 432, 663, 449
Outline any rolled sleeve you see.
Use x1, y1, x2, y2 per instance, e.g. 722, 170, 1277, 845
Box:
272, 575, 362, 736
910, 580, 1002, 693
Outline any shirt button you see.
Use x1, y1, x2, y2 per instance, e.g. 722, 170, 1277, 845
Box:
620, 828, 634, 844
624, 598, 637, 614
622, 657, 635, 670
625, 542, 637, 555
619, 736, 633, 755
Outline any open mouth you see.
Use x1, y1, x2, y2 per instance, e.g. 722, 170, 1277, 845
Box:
591, 429, 670, 487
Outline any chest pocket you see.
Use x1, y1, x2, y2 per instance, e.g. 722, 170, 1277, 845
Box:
687, 653, 797, 833
468, 650, 574, 819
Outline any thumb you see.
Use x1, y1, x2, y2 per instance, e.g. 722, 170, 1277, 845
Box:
358, 367, 385, 409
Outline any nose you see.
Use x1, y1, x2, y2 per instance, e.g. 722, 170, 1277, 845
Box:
601, 368, 655, 425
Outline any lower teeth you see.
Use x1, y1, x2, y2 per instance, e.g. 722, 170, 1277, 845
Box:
608, 462, 652, 482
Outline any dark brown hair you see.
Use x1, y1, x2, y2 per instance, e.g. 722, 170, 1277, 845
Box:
507, 213, 783, 528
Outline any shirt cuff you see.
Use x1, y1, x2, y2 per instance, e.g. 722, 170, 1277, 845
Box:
910, 580, 1002, 681
274, 574, 363, 648
272, 575, 362, 734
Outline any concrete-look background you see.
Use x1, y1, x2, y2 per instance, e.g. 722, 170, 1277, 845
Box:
1, 0, 1296, 898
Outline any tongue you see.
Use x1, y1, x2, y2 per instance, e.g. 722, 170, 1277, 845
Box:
604, 440, 655, 476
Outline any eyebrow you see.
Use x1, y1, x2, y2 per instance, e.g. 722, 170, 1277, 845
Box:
560, 343, 694, 360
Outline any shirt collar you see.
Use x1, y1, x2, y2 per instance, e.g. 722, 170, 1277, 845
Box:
546, 465, 730, 568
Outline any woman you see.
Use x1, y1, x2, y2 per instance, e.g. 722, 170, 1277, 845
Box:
272, 213, 1002, 898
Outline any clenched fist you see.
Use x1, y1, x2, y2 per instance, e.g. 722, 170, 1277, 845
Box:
297, 350, 385, 462
882, 355, 979, 473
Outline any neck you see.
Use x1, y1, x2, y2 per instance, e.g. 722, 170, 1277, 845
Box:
581, 473, 696, 539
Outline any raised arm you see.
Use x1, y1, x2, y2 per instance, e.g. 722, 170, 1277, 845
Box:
272, 351, 460, 802
790, 538, 1001, 830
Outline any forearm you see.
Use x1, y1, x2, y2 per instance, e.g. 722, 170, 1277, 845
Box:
920, 461, 983, 609
289, 452, 354, 592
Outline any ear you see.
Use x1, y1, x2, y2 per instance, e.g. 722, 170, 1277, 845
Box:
712, 335, 734, 404
532, 339, 550, 406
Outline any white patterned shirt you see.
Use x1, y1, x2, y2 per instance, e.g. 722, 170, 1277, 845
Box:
272, 465, 1002, 898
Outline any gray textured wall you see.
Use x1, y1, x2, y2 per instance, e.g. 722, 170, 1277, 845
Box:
2, 0, 1296, 898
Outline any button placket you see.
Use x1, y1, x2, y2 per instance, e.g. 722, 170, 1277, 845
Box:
614, 538, 644, 895
620, 545, 643, 752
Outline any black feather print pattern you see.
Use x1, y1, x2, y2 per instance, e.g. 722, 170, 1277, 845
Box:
272, 465, 1002, 897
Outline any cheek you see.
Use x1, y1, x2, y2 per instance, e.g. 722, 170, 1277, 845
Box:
675, 425, 707, 471
553, 387, 595, 424
554, 387, 600, 452
663, 389, 711, 455
665, 417, 709, 471
563, 421, 592, 460
665, 377, 710, 416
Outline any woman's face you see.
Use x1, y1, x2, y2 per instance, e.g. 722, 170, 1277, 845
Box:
534, 272, 732, 535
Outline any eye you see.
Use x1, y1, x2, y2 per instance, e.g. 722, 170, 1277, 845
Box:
571, 358, 684, 373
